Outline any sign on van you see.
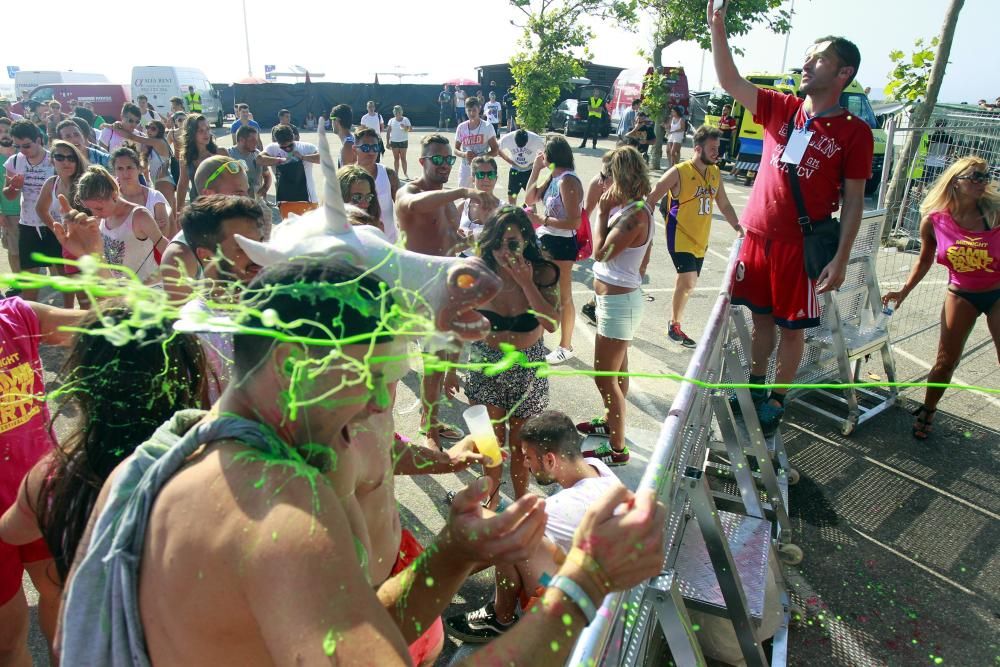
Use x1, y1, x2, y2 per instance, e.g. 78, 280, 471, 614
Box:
6, 66, 18, 79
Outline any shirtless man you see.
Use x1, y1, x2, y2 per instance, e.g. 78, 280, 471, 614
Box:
59, 259, 667, 667
395, 134, 499, 448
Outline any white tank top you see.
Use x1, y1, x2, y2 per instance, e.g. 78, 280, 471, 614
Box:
539, 170, 579, 238
143, 186, 170, 221
100, 206, 157, 283
592, 202, 652, 290
374, 164, 397, 243
668, 117, 685, 143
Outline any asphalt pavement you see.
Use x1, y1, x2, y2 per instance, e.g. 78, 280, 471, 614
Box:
15, 127, 999, 666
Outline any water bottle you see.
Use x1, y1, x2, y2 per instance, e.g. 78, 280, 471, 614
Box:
875, 301, 895, 331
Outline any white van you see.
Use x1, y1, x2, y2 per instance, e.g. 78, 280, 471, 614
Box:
14, 70, 108, 98
130, 66, 223, 127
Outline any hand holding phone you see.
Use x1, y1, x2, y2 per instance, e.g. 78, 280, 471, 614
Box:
713, 0, 725, 10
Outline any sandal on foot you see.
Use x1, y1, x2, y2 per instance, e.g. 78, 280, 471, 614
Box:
912, 405, 935, 440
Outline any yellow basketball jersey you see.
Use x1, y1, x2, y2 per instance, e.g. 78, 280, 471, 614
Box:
666, 161, 721, 258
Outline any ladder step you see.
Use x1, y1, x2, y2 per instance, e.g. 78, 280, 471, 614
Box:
705, 460, 789, 511
675, 510, 773, 620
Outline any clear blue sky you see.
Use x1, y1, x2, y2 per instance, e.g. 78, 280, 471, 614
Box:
1, 0, 991, 104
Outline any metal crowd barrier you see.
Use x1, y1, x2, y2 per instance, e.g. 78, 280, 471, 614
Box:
570, 238, 798, 667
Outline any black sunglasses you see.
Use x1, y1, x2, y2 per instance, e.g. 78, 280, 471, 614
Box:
424, 154, 457, 166
52, 153, 78, 162
956, 171, 991, 184
356, 143, 379, 153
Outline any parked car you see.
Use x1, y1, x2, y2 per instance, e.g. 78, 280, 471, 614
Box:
548, 90, 612, 137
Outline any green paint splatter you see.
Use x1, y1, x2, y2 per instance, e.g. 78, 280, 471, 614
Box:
550, 640, 560, 652
323, 629, 338, 656
562, 613, 573, 626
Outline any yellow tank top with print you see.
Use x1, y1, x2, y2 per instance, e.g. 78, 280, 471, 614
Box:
665, 160, 721, 258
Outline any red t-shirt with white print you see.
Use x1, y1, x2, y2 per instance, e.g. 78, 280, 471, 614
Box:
741, 88, 874, 242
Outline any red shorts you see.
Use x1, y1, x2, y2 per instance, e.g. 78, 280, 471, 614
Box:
732, 231, 820, 329
0, 538, 51, 605
390, 529, 444, 665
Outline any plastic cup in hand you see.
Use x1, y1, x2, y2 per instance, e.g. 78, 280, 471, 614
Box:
463, 405, 502, 468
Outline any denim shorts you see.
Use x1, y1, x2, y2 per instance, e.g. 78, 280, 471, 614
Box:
596, 289, 645, 341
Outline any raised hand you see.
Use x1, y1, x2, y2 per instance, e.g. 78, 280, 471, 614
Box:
53, 194, 104, 259
570, 486, 666, 597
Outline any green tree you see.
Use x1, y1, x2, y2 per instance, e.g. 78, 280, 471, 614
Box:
882, 0, 965, 239
509, 0, 638, 133
639, 0, 790, 169
885, 37, 938, 102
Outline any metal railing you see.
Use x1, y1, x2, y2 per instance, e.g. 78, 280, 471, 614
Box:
569, 239, 744, 666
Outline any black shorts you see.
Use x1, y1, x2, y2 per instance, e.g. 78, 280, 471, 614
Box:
389, 141, 408, 149
669, 250, 704, 276
508, 168, 532, 196
539, 233, 577, 262
18, 224, 63, 270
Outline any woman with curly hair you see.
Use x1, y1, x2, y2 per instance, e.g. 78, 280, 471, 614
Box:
883, 156, 1000, 439
577, 146, 653, 465
466, 206, 560, 509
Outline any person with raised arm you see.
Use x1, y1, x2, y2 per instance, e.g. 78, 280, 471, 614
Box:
709, 0, 873, 436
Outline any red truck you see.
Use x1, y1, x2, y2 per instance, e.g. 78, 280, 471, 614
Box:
11, 83, 131, 121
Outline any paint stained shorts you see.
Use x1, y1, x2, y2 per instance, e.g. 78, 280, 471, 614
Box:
465, 339, 549, 420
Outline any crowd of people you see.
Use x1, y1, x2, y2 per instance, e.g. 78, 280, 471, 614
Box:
0, 1, 997, 663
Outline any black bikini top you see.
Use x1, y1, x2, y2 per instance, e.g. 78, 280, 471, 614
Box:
477, 309, 540, 333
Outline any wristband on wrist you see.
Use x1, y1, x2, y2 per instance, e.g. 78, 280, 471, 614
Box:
548, 574, 597, 623
567, 547, 612, 596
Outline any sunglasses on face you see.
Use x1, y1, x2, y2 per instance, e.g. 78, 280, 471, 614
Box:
52, 153, 77, 162
474, 170, 497, 180
956, 171, 991, 184
423, 154, 457, 166
349, 192, 375, 204
15, 142, 33, 151
203, 160, 247, 190
356, 143, 380, 153
279, 143, 295, 152
505, 239, 523, 254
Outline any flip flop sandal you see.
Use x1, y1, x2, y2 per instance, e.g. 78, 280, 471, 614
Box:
912, 405, 935, 440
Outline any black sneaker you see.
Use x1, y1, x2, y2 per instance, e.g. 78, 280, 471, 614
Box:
729, 388, 768, 417
668, 323, 696, 348
582, 301, 597, 326
445, 602, 514, 643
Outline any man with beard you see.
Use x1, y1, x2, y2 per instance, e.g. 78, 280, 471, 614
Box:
647, 125, 742, 349
395, 134, 498, 448
710, 0, 872, 434
176, 195, 264, 400
59, 261, 667, 667
445, 411, 622, 643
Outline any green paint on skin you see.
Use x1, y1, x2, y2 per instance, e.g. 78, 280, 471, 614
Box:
323, 629, 339, 657
550, 640, 560, 652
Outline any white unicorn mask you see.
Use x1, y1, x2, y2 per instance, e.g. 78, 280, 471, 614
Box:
217, 121, 501, 341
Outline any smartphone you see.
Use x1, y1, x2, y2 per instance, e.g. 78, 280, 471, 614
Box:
713, 0, 725, 10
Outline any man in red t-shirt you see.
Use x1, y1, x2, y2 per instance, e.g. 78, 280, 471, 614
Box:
709, 0, 873, 435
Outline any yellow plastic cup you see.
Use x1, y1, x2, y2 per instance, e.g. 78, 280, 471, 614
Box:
463, 405, 502, 467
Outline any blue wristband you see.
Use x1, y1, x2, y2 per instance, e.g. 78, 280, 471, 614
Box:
549, 575, 597, 624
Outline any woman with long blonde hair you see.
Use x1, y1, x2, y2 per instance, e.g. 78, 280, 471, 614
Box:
576, 146, 653, 465
883, 156, 999, 439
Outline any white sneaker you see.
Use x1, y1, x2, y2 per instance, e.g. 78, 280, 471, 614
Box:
546, 346, 575, 364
